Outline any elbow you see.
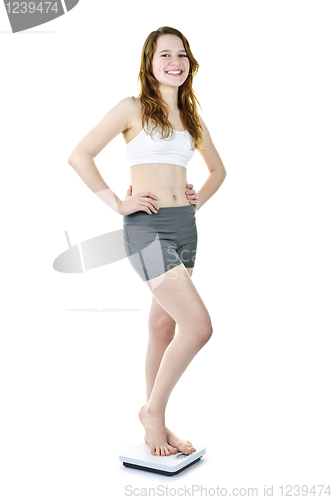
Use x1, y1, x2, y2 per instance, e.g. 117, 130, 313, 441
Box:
68, 153, 77, 168
212, 162, 227, 183
218, 168, 227, 185
68, 149, 93, 168
68, 151, 83, 168
221, 167, 227, 182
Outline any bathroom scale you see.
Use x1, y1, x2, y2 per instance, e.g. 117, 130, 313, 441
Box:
119, 443, 206, 476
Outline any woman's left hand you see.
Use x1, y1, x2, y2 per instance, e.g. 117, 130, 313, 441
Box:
185, 184, 200, 211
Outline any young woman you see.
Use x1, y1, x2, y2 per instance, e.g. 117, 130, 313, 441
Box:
68, 26, 227, 457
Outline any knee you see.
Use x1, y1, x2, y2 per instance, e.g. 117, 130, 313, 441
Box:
193, 317, 213, 346
149, 315, 176, 342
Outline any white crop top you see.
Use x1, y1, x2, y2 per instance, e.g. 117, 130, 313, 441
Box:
126, 121, 195, 169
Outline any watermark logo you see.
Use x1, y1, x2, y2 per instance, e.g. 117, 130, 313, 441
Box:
53, 229, 130, 274
3, 0, 80, 33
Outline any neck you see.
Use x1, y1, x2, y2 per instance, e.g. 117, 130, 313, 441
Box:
158, 84, 179, 112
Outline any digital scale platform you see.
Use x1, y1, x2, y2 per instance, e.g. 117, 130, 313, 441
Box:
119, 443, 206, 476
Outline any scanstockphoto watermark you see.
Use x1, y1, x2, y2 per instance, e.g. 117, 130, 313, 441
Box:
124, 484, 332, 497
3, 0, 80, 33
124, 484, 261, 497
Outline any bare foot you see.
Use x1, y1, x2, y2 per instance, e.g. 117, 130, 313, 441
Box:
139, 403, 178, 456
165, 427, 196, 455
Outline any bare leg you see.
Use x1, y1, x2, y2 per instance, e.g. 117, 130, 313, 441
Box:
145, 268, 196, 454
145, 295, 176, 402
139, 264, 213, 456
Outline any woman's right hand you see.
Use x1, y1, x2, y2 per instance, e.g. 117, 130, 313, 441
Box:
119, 185, 160, 215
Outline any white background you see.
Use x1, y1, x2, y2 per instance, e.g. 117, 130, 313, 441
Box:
1, 1, 332, 498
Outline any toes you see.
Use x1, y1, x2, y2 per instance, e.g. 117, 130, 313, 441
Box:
161, 446, 172, 456
183, 440, 195, 453
182, 445, 194, 454
184, 440, 194, 450
167, 445, 178, 454
151, 445, 175, 456
149, 443, 178, 457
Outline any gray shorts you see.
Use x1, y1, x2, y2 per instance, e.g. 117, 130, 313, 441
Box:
123, 204, 198, 281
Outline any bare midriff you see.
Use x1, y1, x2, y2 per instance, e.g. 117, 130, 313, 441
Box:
130, 163, 190, 208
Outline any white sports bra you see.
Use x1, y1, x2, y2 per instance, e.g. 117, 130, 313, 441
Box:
126, 121, 195, 169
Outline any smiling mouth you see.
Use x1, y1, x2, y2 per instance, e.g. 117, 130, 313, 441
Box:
166, 70, 183, 75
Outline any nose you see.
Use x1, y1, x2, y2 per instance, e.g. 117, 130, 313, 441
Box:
168, 54, 181, 65
168, 58, 183, 69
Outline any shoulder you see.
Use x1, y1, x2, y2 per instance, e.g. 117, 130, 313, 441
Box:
117, 95, 139, 110
116, 96, 143, 131
112, 96, 137, 125
120, 96, 142, 113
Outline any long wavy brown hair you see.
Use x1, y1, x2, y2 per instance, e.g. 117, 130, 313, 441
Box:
137, 26, 205, 151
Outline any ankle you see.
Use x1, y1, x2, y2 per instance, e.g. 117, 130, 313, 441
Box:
145, 400, 166, 417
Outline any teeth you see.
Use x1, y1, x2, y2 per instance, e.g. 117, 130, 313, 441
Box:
167, 71, 181, 74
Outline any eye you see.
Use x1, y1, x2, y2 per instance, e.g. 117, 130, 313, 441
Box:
161, 54, 169, 57
179, 54, 188, 57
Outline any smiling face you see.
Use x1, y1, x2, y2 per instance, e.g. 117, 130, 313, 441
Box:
151, 34, 190, 89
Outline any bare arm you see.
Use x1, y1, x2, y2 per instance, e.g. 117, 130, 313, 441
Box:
68, 97, 159, 215
195, 116, 227, 210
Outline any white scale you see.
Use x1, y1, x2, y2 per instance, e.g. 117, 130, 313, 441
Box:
119, 443, 206, 476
